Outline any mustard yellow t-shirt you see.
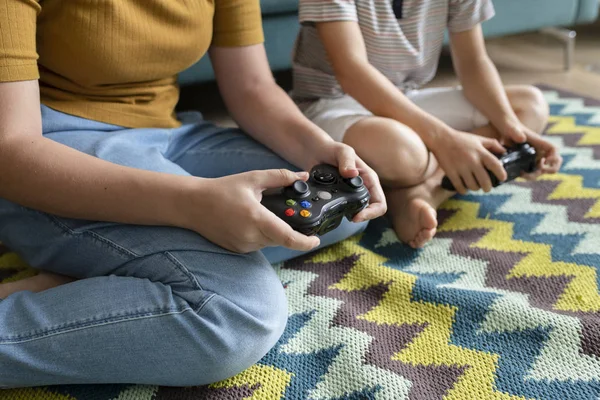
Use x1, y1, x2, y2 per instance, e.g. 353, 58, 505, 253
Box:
0, 0, 264, 128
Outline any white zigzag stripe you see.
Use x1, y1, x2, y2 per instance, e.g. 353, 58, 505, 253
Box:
403, 237, 528, 300
385, 225, 600, 382
278, 268, 412, 400
561, 142, 600, 172
375, 228, 402, 249
480, 295, 600, 381
469, 177, 600, 256
379, 220, 600, 382
544, 91, 600, 125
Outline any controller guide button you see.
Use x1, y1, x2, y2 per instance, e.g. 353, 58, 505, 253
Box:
300, 200, 312, 208
284, 208, 295, 217
300, 210, 311, 218
286, 199, 296, 206
317, 191, 332, 200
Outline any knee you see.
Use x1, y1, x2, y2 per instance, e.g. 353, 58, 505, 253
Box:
180, 253, 288, 385
351, 118, 430, 187
204, 290, 287, 383
384, 124, 430, 187
513, 86, 550, 133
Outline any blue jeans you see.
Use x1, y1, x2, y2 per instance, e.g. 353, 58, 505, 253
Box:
0, 106, 367, 387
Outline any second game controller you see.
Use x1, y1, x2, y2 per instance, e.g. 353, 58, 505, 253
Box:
261, 164, 370, 236
441, 142, 537, 191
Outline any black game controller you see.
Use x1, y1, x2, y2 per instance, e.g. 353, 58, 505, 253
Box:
261, 164, 370, 236
441, 142, 537, 191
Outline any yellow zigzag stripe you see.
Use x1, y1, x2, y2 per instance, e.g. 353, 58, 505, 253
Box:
546, 115, 600, 145
537, 173, 600, 218
0, 251, 37, 283
1, 388, 74, 400
0, 251, 29, 270
210, 364, 292, 400
439, 199, 600, 313
310, 236, 526, 400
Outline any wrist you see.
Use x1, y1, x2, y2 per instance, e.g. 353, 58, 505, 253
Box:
496, 113, 520, 129
418, 120, 454, 150
164, 176, 209, 230
301, 130, 335, 169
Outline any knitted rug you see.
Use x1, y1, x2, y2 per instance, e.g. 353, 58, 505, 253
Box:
3, 86, 600, 400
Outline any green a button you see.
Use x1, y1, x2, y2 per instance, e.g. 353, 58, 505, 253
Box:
286, 199, 296, 206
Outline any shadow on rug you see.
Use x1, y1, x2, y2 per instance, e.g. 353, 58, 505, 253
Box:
2, 87, 600, 399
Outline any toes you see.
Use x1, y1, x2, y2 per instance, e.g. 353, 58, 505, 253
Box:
420, 205, 438, 231
393, 198, 439, 248
412, 227, 437, 249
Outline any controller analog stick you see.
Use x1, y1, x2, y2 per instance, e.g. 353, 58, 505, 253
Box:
346, 176, 364, 189
292, 180, 310, 196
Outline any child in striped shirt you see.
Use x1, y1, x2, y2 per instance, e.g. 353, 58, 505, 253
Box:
292, 0, 562, 248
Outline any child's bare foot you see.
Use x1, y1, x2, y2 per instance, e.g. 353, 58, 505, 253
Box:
386, 169, 454, 248
0, 271, 75, 299
397, 197, 437, 248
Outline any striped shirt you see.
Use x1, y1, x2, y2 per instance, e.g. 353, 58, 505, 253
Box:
291, 0, 495, 102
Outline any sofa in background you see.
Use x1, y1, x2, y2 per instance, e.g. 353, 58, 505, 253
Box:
177, 0, 599, 86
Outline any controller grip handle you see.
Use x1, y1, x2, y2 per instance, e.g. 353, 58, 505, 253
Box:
441, 172, 502, 192
441, 176, 456, 191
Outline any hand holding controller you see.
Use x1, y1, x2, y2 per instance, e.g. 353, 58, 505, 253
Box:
441, 143, 537, 191
261, 164, 370, 236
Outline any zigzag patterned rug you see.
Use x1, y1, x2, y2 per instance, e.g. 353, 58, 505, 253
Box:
3, 87, 600, 400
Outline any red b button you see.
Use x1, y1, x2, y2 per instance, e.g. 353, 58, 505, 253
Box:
284, 208, 295, 217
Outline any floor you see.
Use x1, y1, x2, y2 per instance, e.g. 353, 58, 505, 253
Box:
433, 21, 600, 98
178, 20, 600, 124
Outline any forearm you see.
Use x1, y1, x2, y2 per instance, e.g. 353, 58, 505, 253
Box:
0, 136, 196, 228
338, 61, 451, 147
210, 45, 334, 170
224, 79, 333, 170
458, 56, 518, 127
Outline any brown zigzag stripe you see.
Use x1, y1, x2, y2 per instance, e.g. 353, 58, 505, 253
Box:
154, 383, 261, 400
511, 180, 600, 224
557, 131, 600, 159
437, 209, 600, 359
579, 316, 600, 359
285, 254, 466, 400
435, 227, 573, 309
